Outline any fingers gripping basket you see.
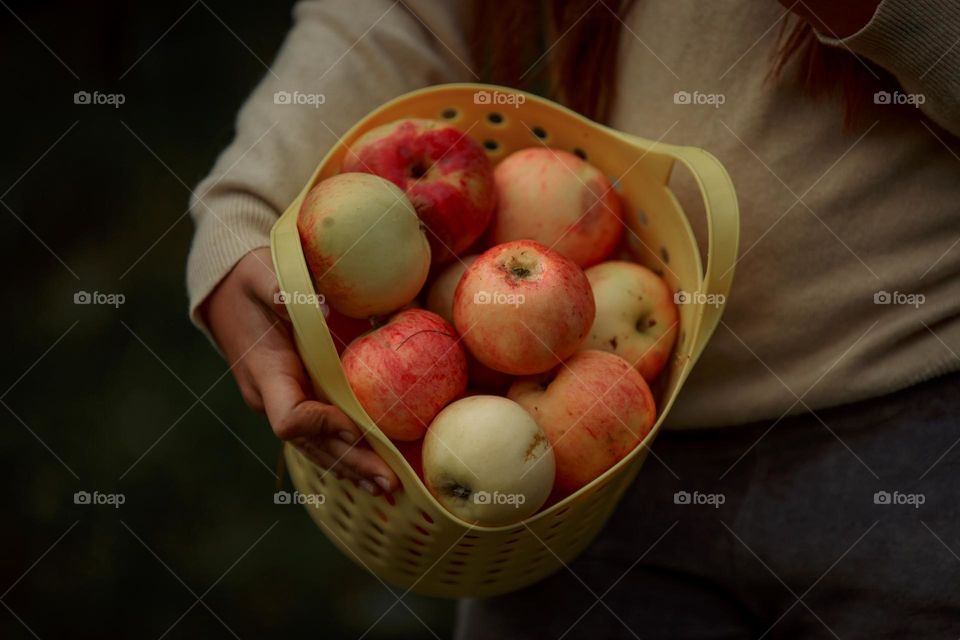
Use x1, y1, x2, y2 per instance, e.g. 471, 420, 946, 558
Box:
271, 83, 739, 598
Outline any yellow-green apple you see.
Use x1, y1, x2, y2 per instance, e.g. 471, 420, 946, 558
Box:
426, 255, 478, 324
342, 118, 496, 264
490, 148, 623, 267
583, 261, 679, 382
509, 350, 656, 495
453, 240, 595, 375
298, 173, 430, 318
422, 395, 554, 525
342, 309, 467, 441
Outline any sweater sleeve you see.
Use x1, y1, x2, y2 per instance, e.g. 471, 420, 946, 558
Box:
815, 0, 960, 136
185, 0, 472, 329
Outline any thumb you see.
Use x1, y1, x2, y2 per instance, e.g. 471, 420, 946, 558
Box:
259, 370, 360, 443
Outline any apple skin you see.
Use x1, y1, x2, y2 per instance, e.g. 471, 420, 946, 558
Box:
508, 350, 656, 495
583, 261, 679, 382
422, 395, 555, 526
453, 240, 595, 375
342, 309, 467, 441
426, 255, 478, 324
342, 118, 496, 264
298, 173, 431, 318
490, 148, 623, 267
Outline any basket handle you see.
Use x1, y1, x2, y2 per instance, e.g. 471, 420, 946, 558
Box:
659, 145, 739, 363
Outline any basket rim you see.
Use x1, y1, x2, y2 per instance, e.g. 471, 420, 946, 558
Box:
271, 82, 733, 533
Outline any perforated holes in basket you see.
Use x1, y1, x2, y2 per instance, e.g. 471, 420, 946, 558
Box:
441, 107, 458, 120
531, 126, 548, 140
486, 112, 505, 126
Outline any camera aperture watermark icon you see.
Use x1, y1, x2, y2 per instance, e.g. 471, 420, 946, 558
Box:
873, 490, 924, 509
74, 490, 126, 508
873, 91, 925, 107
673, 90, 726, 109
472, 490, 526, 508
74, 90, 125, 108
273, 90, 326, 108
75, 290, 125, 308
674, 290, 725, 308
674, 490, 725, 508
874, 290, 924, 309
473, 90, 526, 109
473, 290, 525, 308
274, 490, 325, 506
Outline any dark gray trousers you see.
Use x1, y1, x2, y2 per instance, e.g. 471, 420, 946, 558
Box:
456, 372, 960, 639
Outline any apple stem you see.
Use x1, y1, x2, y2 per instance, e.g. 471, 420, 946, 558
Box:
395, 329, 454, 350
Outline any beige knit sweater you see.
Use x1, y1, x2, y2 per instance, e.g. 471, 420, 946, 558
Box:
187, 0, 960, 429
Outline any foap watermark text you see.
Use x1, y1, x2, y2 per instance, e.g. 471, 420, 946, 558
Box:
274, 90, 326, 108
874, 290, 924, 308
473, 90, 526, 109
674, 290, 725, 307
74, 490, 126, 508
274, 490, 325, 506
673, 90, 725, 108
74, 90, 125, 108
473, 490, 526, 508
473, 291, 524, 308
75, 290, 125, 308
674, 490, 726, 508
874, 490, 925, 509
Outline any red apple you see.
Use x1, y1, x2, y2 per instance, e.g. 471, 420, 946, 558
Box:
298, 173, 431, 318
508, 350, 656, 494
583, 261, 679, 382
453, 240, 595, 375
490, 148, 623, 267
342, 118, 496, 264
426, 255, 478, 324
342, 309, 467, 441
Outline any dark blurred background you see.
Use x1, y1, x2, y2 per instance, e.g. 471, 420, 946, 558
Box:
1, 1, 454, 637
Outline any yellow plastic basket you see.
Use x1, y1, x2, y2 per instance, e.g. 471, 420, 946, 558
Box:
271, 83, 739, 598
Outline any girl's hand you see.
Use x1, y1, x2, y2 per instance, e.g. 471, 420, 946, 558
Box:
203, 247, 400, 496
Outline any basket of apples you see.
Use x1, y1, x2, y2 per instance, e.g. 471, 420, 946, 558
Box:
271, 83, 738, 598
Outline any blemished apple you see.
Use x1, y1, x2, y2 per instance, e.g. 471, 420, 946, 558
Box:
426, 255, 478, 324
583, 261, 679, 382
490, 148, 623, 267
298, 173, 431, 318
509, 350, 656, 495
422, 395, 555, 526
342, 309, 467, 441
342, 118, 496, 264
453, 240, 595, 375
